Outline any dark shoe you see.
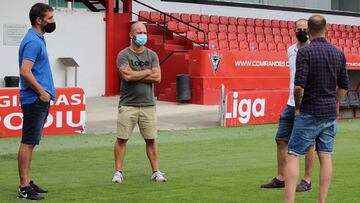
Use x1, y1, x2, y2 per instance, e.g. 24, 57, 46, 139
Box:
17, 185, 44, 200
260, 177, 285, 188
29, 181, 48, 193
296, 179, 312, 192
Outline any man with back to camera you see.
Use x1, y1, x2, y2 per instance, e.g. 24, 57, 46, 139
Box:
284, 15, 349, 203
112, 22, 167, 183
17, 3, 56, 201
260, 19, 316, 192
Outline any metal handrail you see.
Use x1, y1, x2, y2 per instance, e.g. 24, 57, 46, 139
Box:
133, 0, 207, 48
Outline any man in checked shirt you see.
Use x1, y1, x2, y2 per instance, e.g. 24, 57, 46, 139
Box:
284, 15, 349, 203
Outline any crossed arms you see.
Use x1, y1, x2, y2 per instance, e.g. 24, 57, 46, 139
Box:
118, 64, 161, 83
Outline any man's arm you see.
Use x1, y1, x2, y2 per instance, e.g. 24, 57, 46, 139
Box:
336, 88, 347, 102
294, 85, 304, 111
118, 64, 151, 82
20, 59, 50, 102
141, 68, 161, 83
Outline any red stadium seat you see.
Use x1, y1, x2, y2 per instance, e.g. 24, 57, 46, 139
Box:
208, 40, 218, 50
189, 23, 198, 31
237, 17, 246, 26
249, 41, 258, 51
255, 27, 264, 35
228, 17, 237, 25
218, 32, 227, 41
210, 15, 219, 24
342, 32, 348, 39
228, 33, 237, 41
229, 40, 239, 50
256, 34, 265, 43
288, 21, 295, 30
346, 25, 352, 32
209, 24, 218, 32
228, 25, 237, 33
353, 26, 359, 33
346, 39, 352, 47
197, 32, 206, 43
208, 32, 217, 40
168, 21, 177, 32
334, 31, 341, 39
219, 16, 228, 25
351, 47, 358, 54
265, 35, 274, 43
349, 32, 356, 39
160, 13, 171, 23
139, 11, 149, 21
239, 41, 249, 50
353, 39, 360, 48
263, 19, 271, 28
170, 13, 180, 21
246, 26, 255, 34
246, 18, 255, 26
238, 33, 247, 42
327, 31, 334, 38
259, 42, 268, 51
268, 42, 277, 51
281, 28, 289, 36
344, 47, 350, 54
187, 31, 197, 41
273, 28, 280, 35
283, 35, 291, 44
356, 33, 360, 40
255, 19, 263, 27
280, 20, 288, 28
338, 39, 345, 47
264, 27, 272, 35
272, 20, 280, 28
331, 38, 338, 46
219, 24, 227, 33
247, 33, 256, 42
180, 13, 190, 23
150, 12, 161, 22
178, 22, 188, 33
339, 24, 346, 32
274, 35, 282, 43
237, 25, 246, 34
200, 15, 210, 24
199, 23, 209, 33
277, 43, 286, 51
327, 24, 333, 31
190, 14, 200, 23
219, 40, 229, 50
332, 24, 339, 31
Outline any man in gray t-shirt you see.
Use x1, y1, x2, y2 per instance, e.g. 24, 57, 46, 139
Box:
112, 22, 167, 183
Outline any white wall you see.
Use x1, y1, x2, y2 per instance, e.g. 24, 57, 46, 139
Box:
132, 0, 360, 25
0, 0, 105, 97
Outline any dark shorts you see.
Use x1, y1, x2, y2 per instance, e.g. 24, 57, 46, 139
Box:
21, 98, 50, 145
275, 105, 295, 142
288, 112, 337, 156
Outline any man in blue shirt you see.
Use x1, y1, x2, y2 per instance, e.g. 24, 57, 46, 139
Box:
17, 3, 56, 201
284, 15, 349, 203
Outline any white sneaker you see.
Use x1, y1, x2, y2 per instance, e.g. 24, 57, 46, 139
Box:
112, 171, 123, 183
151, 171, 167, 182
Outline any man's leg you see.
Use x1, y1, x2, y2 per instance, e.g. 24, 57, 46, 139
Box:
303, 145, 316, 183
276, 140, 288, 181
144, 139, 159, 172
114, 138, 128, 172
18, 143, 35, 187
317, 152, 332, 203
284, 154, 300, 203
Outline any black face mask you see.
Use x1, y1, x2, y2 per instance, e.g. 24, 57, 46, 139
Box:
41, 22, 56, 33
296, 30, 308, 43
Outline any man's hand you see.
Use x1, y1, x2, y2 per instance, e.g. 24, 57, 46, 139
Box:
39, 91, 51, 102
118, 64, 151, 82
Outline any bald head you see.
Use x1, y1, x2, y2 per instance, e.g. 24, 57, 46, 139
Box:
308, 15, 326, 36
130, 22, 146, 34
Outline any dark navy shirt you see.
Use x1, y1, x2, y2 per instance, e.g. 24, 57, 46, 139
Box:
295, 38, 349, 117
18, 29, 55, 105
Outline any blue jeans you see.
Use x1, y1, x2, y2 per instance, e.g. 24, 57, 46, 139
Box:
21, 98, 50, 145
275, 105, 295, 142
288, 112, 337, 156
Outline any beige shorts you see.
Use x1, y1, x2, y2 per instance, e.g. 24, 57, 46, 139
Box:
116, 106, 157, 140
